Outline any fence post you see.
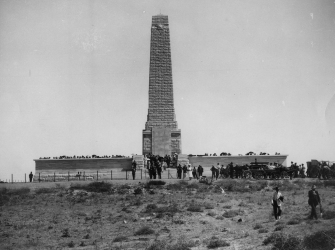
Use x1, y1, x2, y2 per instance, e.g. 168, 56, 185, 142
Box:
54, 172, 56, 182
97, 171, 98, 181
111, 170, 112, 180
141, 169, 142, 180
68, 171, 69, 182
126, 170, 128, 180
25, 173, 26, 183
39, 173, 40, 183
11, 174, 13, 184
168, 170, 170, 179
84, 171, 85, 181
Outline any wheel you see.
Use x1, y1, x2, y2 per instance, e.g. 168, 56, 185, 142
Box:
244, 170, 252, 179
255, 172, 264, 179
274, 173, 280, 180
282, 171, 290, 179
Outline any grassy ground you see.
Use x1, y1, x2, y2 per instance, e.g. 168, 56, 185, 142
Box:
0, 178, 334, 250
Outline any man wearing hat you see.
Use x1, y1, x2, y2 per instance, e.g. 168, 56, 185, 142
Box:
308, 184, 321, 220
271, 187, 284, 221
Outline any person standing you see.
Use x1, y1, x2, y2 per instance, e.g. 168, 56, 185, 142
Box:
215, 163, 220, 180
182, 164, 188, 179
177, 164, 182, 179
308, 185, 321, 220
229, 162, 234, 179
131, 160, 137, 180
211, 165, 216, 179
187, 164, 192, 180
192, 166, 198, 179
156, 162, 162, 179
29, 172, 33, 182
271, 187, 284, 221
198, 165, 203, 177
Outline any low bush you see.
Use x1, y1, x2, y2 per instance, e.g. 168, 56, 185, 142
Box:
70, 182, 112, 193
322, 210, 335, 220
263, 233, 303, 250
155, 204, 179, 214
203, 202, 214, 209
187, 182, 199, 189
67, 241, 75, 248
147, 180, 166, 186
35, 188, 57, 194
221, 205, 232, 209
147, 240, 167, 250
131, 198, 143, 206
303, 228, 335, 250
207, 236, 230, 249
166, 181, 189, 191
274, 225, 285, 231
0, 188, 31, 206
187, 203, 203, 212
146, 238, 197, 250
146, 203, 158, 212
207, 211, 216, 217
222, 209, 241, 218
258, 228, 268, 233
134, 226, 155, 236
254, 223, 263, 230
113, 235, 127, 242
324, 180, 335, 188
287, 218, 301, 225
3, 187, 30, 196
216, 216, 224, 220
86, 182, 112, 192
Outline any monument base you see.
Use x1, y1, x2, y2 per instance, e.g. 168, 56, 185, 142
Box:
142, 128, 181, 155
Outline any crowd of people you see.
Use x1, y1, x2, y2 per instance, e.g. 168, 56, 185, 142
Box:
189, 152, 281, 156
130, 153, 179, 180
39, 155, 130, 160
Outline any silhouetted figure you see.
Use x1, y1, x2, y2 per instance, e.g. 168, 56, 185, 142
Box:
131, 160, 137, 180
29, 172, 33, 182
308, 185, 321, 220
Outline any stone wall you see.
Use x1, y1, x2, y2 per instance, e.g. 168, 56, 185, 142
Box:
34, 158, 132, 177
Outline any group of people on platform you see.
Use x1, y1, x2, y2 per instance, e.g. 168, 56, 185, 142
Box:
131, 153, 178, 180
39, 154, 129, 160
192, 151, 281, 157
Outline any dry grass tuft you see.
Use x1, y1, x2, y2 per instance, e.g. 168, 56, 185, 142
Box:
207, 236, 230, 249
134, 225, 155, 236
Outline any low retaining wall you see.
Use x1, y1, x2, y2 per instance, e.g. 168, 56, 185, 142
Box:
34, 158, 132, 180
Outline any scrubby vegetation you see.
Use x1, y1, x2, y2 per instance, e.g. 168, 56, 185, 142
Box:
207, 236, 230, 248
1, 178, 334, 249
134, 226, 155, 236
70, 181, 112, 193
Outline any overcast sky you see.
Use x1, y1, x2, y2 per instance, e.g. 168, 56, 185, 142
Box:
0, 0, 335, 180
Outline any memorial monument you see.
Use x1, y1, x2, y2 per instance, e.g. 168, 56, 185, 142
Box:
142, 14, 182, 156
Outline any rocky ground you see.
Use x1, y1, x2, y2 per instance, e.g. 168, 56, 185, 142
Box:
0, 178, 335, 250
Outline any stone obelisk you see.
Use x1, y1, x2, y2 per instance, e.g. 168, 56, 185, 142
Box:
142, 14, 181, 156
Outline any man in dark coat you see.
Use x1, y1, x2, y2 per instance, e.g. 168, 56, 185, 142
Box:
182, 164, 188, 179
131, 160, 137, 180
156, 162, 162, 179
198, 165, 203, 177
177, 164, 182, 179
29, 172, 33, 182
308, 185, 321, 219
229, 162, 234, 179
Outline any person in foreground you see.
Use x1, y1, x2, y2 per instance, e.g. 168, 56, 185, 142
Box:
271, 187, 284, 221
308, 184, 321, 220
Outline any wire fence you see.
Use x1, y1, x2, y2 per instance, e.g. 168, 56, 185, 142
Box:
0, 169, 188, 183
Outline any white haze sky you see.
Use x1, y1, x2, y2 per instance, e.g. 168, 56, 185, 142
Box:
0, 0, 335, 180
